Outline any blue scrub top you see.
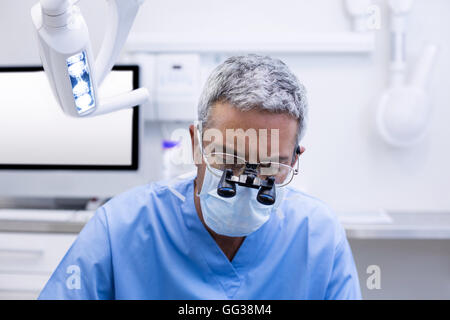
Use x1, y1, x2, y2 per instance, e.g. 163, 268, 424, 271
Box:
38, 176, 361, 300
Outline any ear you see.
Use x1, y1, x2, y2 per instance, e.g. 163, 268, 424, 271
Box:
292, 145, 305, 166
189, 124, 197, 164
189, 124, 195, 154
299, 146, 306, 155
190, 124, 203, 167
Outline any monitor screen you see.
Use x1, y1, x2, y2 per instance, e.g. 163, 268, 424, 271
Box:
0, 66, 139, 170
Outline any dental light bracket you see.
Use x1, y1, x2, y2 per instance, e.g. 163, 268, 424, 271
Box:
31, 0, 149, 118
217, 164, 277, 206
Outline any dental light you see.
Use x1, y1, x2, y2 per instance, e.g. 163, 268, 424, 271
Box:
31, 0, 149, 117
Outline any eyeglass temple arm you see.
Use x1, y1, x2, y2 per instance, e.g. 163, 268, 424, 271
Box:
291, 145, 301, 166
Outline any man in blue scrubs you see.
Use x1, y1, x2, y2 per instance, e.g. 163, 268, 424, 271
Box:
39, 54, 362, 300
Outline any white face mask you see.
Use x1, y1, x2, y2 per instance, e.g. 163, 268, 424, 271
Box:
197, 166, 285, 237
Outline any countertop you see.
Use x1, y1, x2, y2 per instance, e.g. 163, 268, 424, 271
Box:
1, 209, 450, 239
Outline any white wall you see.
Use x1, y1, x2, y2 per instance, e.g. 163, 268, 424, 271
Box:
1, 0, 449, 299
1, 0, 449, 212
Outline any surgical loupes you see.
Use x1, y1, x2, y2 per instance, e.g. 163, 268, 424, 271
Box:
217, 163, 276, 206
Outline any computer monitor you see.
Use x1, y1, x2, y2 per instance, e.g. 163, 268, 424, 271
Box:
0, 65, 148, 199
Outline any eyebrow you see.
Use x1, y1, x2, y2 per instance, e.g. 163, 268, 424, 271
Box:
208, 143, 290, 163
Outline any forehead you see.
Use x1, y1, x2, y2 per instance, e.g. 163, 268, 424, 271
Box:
206, 102, 298, 152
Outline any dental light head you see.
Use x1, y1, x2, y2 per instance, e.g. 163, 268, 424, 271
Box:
31, 0, 149, 118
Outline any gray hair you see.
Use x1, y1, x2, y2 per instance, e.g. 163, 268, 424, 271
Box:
197, 54, 308, 143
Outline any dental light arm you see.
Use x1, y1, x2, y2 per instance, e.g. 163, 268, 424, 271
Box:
31, 0, 149, 118
95, 0, 144, 86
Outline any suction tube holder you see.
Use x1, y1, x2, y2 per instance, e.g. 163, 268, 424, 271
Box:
32, 0, 149, 118
375, 0, 438, 147
217, 165, 277, 206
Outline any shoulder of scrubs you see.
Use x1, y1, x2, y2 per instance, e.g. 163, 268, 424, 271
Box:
281, 186, 362, 300
38, 179, 190, 300
38, 204, 113, 299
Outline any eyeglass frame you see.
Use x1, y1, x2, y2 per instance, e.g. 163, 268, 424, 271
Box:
196, 126, 300, 187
